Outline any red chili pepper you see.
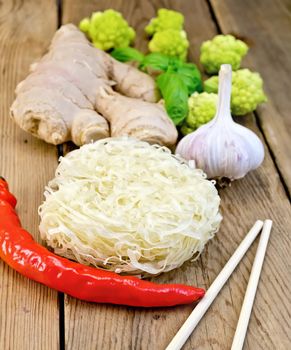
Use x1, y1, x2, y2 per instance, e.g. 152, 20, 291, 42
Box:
0, 177, 205, 307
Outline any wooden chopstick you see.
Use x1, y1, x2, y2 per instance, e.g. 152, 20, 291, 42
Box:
166, 220, 264, 350
231, 219, 272, 350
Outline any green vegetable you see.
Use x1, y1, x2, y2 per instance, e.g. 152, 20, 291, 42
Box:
181, 92, 218, 135
175, 63, 203, 94
79, 18, 90, 33
204, 69, 267, 115
200, 34, 248, 74
145, 9, 188, 61
140, 54, 202, 93
145, 8, 184, 36
180, 125, 194, 136
139, 52, 171, 71
110, 50, 170, 71
157, 71, 189, 125
148, 29, 189, 60
111, 47, 145, 63
109, 48, 202, 125
110, 49, 202, 95
79, 10, 135, 51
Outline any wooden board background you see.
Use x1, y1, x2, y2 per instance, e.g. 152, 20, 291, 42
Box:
0, 0, 290, 349
0, 1, 59, 349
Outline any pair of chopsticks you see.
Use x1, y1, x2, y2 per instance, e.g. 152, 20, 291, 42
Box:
166, 219, 272, 350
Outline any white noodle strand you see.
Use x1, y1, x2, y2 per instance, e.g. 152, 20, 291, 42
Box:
39, 137, 222, 275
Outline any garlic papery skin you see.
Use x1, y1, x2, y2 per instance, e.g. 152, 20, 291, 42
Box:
176, 64, 264, 180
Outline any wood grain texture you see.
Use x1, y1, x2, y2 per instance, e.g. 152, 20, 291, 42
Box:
210, 0, 291, 196
0, 0, 59, 349
62, 1, 291, 349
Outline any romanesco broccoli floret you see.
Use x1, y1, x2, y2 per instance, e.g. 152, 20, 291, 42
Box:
200, 35, 248, 74
204, 69, 267, 115
145, 9, 184, 36
180, 124, 194, 135
79, 10, 135, 51
148, 29, 189, 60
181, 92, 218, 135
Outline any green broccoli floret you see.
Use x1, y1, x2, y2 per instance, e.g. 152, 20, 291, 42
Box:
145, 8, 184, 36
180, 124, 194, 136
79, 18, 90, 33
181, 92, 218, 135
204, 69, 267, 115
148, 29, 189, 60
79, 10, 135, 51
200, 35, 248, 74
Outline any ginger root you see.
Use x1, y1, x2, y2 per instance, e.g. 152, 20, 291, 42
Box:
10, 24, 177, 147
96, 87, 177, 146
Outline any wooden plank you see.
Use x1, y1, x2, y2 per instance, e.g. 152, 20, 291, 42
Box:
209, 0, 291, 196
0, 1, 59, 349
61, 1, 217, 349
62, 0, 217, 66
62, 1, 291, 349
194, 115, 291, 350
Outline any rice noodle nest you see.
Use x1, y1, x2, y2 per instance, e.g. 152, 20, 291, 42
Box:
39, 137, 222, 275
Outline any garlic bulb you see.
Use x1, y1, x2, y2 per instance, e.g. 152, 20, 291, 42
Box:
176, 64, 264, 180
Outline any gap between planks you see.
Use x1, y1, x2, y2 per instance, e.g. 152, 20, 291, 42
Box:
56, 2, 65, 349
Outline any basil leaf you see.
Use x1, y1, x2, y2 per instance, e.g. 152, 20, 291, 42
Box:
111, 47, 145, 63
168, 56, 184, 70
176, 63, 203, 94
157, 71, 188, 125
139, 53, 170, 71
